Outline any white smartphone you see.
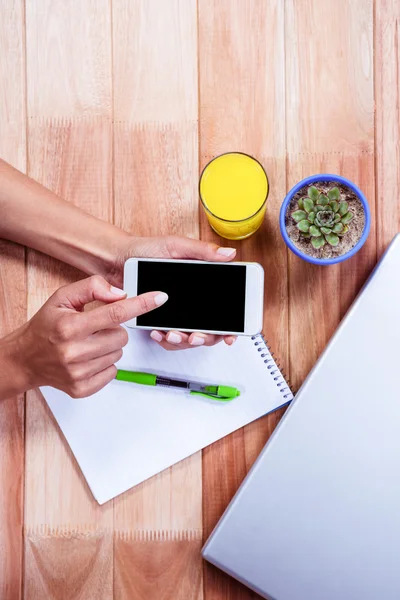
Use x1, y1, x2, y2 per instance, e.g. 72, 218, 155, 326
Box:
123, 258, 264, 336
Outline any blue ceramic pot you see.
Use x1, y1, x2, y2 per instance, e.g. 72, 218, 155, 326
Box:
279, 174, 371, 265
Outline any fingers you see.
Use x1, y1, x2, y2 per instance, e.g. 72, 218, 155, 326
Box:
188, 332, 223, 347
150, 330, 190, 351
82, 291, 168, 334
165, 236, 237, 262
77, 349, 123, 380
73, 327, 129, 361
69, 365, 118, 398
223, 336, 237, 346
53, 275, 127, 311
166, 331, 190, 345
150, 330, 223, 350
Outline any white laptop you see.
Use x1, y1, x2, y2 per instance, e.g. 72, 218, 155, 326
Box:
203, 234, 400, 600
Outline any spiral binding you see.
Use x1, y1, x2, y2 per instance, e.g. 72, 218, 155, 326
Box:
251, 333, 293, 401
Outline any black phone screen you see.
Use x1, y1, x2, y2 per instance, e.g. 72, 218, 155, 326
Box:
137, 261, 246, 332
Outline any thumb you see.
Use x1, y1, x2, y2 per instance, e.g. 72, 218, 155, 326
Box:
152, 236, 236, 262
163, 236, 237, 262
52, 275, 126, 311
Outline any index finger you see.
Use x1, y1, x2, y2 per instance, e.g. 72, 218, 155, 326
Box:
81, 291, 168, 334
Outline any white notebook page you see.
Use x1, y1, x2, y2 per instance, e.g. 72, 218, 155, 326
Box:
40, 331, 292, 504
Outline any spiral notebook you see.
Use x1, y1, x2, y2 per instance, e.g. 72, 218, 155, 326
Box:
40, 330, 292, 504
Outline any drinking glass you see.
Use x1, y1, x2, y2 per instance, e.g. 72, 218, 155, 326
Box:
199, 152, 269, 240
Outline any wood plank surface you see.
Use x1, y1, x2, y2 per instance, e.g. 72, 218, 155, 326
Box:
286, 0, 376, 391
0, 1, 398, 598
24, 1, 113, 598
375, 0, 400, 255
198, 1, 287, 597
0, 1, 26, 598
112, 2, 202, 598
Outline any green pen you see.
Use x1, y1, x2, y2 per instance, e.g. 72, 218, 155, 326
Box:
115, 370, 240, 401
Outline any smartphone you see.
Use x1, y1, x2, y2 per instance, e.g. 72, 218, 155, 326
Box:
123, 258, 264, 336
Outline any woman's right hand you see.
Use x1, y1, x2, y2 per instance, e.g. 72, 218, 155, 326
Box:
8, 275, 168, 398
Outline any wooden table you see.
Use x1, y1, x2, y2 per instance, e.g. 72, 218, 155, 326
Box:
0, 0, 396, 598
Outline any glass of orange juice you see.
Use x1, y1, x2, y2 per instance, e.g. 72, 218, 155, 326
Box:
199, 152, 269, 240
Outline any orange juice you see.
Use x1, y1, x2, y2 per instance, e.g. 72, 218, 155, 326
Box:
199, 153, 269, 240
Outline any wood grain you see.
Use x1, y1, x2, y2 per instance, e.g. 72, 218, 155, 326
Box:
112, 1, 202, 598
0, 1, 26, 598
0, 243, 25, 600
286, 0, 376, 391
24, 1, 113, 598
198, 1, 287, 597
375, 0, 400, 256
0, 0, 398, 597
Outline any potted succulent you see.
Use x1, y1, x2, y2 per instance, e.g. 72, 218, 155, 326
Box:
279, 174, 371, 265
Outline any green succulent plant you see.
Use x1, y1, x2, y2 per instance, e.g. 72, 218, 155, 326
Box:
291, 185, 354, 250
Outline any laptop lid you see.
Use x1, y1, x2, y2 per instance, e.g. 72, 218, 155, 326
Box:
203, 235, 400, 600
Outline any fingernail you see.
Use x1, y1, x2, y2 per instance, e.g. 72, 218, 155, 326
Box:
154, 292, 169, 306
190, 335, 205, 346
110, 285, 127, 297
167, 332, 182, 344
217, 247, 236, 257
150, 331, 163, 342
230, 337, 237, 344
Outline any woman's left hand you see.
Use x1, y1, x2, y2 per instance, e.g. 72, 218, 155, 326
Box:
0, 161, 237, 351
107, 235, 238, 350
